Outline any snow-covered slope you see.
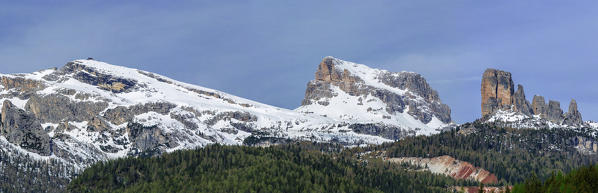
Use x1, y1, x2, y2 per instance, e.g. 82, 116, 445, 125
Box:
297, 57, 454, 135
0, 59, 398, 172
588, 121, 598, 129
482, 109, 596, 130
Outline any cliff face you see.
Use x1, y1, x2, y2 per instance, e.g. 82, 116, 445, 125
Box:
481, 69, 514, 117
563, 99, 583, 126
1, 100, 51, 155
532, 95, 547, 117
481, 68, 584, 127
513, 85, 533, 116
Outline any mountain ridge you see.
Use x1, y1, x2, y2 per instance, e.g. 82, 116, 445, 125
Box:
0, 57, 452, 176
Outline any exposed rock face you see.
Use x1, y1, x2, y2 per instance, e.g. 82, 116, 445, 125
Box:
547, 100, 563, 123
60, 62, 137, 93
380, 73, 452, 123
103, 102, 177, 125
573, 136, 598, 154
301, 57, 451, 127
0, 101, 51, 155
25, 94, 109, 123
532, 95, 547, 117
388, 155, 498, 184
313, 58, 360, 94
205, 111, 257, 126
481, 68, 585, 127
1, 76, 45, 92
126, 123, 176, 156
563, 99, 583, 126
349, 123, 414, 140
513, 85, 533, 116
481, 69, 514, 117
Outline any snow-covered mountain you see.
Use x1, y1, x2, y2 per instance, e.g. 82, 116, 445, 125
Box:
297, 57, 454, 136
1, 59, 395, 169
0, 57, 455, 186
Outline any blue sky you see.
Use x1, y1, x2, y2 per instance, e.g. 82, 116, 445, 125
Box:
1, 1, 597, 123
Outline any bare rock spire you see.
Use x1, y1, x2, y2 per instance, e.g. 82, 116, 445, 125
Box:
481, 69, 515, 117
513, 84, 533, 116
532, 95, 547, 117
563, 99, 583, 126
480, 68, 585, 127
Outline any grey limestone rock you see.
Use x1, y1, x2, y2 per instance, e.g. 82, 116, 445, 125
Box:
547, 100, 564, 123
59, 61, 137, 93
0, 100, 51, 155
126, 123, 176, 156
563, 99, 583, 126
25, 94, 109, 123
532, 95, 548, 117
513, 85, 533, 116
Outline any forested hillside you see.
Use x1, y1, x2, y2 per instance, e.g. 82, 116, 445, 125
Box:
68, 122, 598, 192
364, 122, 598, 184
512, 164, 598, 193
68, 143, 467, 193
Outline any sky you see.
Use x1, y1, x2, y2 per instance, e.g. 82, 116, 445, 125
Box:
1, 1, 597, 123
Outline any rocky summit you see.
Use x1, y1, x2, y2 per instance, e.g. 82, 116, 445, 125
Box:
298, 56, 453, 136
480, 68, 586, 128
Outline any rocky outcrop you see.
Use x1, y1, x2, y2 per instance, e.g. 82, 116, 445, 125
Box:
313, 58, 360, 94
1, 76, 45, 92
25, 94, 109, 123
0, 101, 51, 155
59, 62, 137, 93
380, 73, 452, 123
301, 57, 451, 125
481, 68, 585, 127
574, 136, 598, 154
547, 100, 564, 123
513, 85, 533, 116
563, 99, 583, 126
103, 102, 177, 125
204, 111, 257, 126
388, 155, 498, 184
379, 72, 441, 102
349, 123, 414, 140
481, 69, 514, 117
126, 123, 176, 156
532, 95, 547, 117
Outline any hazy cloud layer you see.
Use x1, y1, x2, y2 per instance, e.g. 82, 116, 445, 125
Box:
1, 1, 597, 123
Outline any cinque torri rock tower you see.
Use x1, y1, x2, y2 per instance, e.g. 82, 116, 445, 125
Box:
480, 68, 584, 127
